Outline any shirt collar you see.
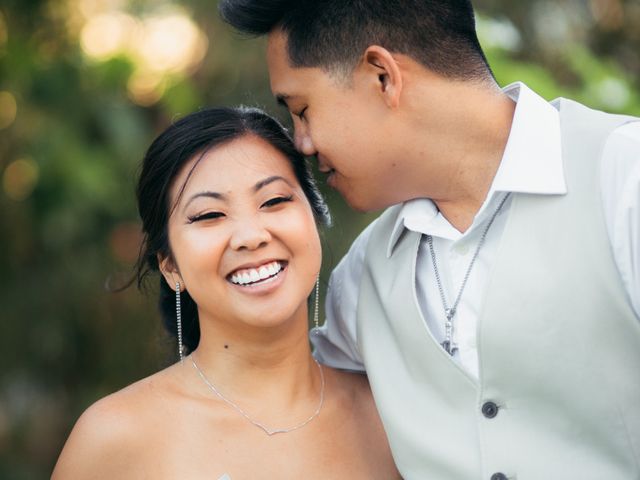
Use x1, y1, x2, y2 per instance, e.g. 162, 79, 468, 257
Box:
386, 81, 567, 257
492, 81, 566, 196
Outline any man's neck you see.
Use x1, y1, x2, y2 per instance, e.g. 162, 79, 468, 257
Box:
398, 80, 516, 232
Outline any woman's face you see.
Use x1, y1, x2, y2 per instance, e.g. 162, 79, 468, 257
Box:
162, 134, 322, 331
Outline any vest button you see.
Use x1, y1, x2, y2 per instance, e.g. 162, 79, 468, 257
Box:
490, 473, 508, 480
482, 401, 499, 418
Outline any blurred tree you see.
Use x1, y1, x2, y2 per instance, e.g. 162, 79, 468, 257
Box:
0, 0, 637, 478
475, 0, 640, 113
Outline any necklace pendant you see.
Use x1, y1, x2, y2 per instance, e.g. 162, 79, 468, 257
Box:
441, 340, 458, 356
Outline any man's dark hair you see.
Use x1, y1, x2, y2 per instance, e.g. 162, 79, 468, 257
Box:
219, 0, 493, 81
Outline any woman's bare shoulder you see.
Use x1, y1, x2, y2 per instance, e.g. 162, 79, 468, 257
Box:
51, 365, 180, 479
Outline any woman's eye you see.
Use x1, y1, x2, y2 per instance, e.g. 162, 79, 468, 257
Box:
262, 196, 293, 208
187, 211, 225, 223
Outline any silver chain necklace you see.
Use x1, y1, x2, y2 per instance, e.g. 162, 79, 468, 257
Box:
191, 355, 325, 436
426, 192, 511, 355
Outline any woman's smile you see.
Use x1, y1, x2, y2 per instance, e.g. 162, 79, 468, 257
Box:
227, 259, 289, 294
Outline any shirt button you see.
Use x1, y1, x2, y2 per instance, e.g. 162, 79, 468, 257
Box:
490, 473, 508, 480
482, 401, 499, 418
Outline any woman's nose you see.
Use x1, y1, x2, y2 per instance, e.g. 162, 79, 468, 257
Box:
229, 218, 272, 251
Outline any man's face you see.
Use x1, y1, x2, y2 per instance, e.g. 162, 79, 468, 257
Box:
266, 30, 399, 212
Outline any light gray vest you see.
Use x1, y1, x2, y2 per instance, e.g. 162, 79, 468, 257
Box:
357, 99, 640, 480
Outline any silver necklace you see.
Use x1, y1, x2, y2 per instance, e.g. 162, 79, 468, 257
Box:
191, 355, 325, 436
426, 192, 511, 356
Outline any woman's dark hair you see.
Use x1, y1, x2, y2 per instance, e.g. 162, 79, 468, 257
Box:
135, 106, 330, 354
219, 0, 492, 82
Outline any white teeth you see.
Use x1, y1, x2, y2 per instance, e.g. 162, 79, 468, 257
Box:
230, 261, 284, 285
269, 262, 283, 276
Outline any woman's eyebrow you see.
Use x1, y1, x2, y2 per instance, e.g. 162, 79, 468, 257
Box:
183, 191, 226, 210
254, 175, 294, 191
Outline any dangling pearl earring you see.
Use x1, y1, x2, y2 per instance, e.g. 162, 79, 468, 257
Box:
312, 275, 320, 333
175, 281, 184, 362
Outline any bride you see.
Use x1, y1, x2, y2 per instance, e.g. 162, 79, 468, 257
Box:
52, 106, 400, 479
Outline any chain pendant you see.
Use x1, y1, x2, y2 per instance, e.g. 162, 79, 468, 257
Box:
427, 192, 511, 359
441, 340, 458, 356
443, 319, 456, 356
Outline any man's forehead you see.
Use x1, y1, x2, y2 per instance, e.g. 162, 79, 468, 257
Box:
266, 29, 290, 68
267, 30, 310, 97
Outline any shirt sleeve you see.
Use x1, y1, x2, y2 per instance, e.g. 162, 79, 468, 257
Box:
311, 220, 378, 372
600, 120, 640, 319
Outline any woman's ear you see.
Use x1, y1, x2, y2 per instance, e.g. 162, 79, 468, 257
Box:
158, 254, 183, 291
362, 45, 404, 109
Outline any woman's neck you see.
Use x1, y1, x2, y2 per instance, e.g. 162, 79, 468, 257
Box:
185, 308, 319, 413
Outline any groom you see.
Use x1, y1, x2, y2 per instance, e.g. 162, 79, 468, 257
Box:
220, 1, 640, 478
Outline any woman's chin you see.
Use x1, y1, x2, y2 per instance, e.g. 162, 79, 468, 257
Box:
236, 302, 309, 332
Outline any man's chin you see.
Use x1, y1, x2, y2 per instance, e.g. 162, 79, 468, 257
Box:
328, 177, 389, 212
341, 191, 385, 213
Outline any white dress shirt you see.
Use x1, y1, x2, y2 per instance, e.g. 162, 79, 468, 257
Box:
313, 82, 640, 378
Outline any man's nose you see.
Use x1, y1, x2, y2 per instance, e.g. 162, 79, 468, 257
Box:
294, 127, 316, 156
229, 218, 272, 251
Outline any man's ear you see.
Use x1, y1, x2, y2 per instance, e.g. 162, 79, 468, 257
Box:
362, 45, 403, 109
158, 254, 183, 291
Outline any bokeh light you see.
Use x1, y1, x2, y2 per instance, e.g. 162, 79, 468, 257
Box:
2, 158, 40, 201
127, 71, 166, 106
0, 91, 17, 130
477, 16, 522, 51
77, 4, 208, 106
595, 77, 630, 109
134, 13, 208, 74
80, 12, 137, 60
